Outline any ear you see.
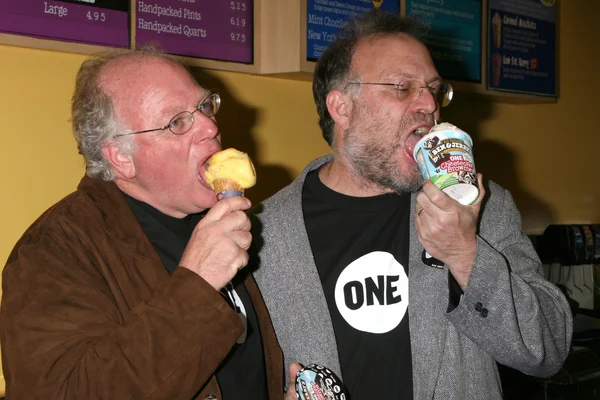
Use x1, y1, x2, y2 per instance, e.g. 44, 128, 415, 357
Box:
102, 142, 135, 179
326, 89, 352, 132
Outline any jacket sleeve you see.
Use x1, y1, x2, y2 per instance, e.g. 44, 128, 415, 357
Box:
1, 218, 242, 399
445, 183, 573, 377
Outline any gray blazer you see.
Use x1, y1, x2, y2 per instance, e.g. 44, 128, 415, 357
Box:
252, 155, 572, 399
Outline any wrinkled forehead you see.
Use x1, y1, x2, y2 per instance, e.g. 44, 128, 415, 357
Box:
99, 56, 194, 95
98, 55, 204, 126
350, 34, 438, 81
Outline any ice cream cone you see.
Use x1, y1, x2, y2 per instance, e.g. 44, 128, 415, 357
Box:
492, 13, 502, 48
212, 178, 244, 198
204, 148, 256, 200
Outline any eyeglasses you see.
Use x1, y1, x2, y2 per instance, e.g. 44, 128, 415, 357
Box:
116, 91, 221, 137
345, 80, 453, 107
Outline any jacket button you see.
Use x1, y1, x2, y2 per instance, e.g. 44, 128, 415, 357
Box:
475, 302, 483, 312
480, 308, 489, 318
205, 395, 217, 400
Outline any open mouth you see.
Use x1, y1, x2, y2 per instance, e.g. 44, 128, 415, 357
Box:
197, 166, 211, 189
412, 126, 430, 138
197, 154, 216, 189
405, 126, 431, 161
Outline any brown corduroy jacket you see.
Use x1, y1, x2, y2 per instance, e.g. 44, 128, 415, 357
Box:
0, 176, 283, 399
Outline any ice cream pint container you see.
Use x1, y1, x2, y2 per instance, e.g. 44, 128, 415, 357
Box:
413, 123, 479, 205
295, 364, 347, 400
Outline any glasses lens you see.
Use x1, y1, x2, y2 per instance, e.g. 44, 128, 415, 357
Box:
396, 80, 419, 102
398, 80, 453, 107
437, 82, 453, 107
168, 111, 194, 135
425, 81, 452, 108
199, 93, 220, 117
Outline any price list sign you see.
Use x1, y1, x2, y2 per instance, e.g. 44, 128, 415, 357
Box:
0, 0, 129, 48
136, 0, 253, 64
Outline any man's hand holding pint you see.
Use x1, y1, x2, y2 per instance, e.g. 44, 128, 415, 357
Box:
415, 173, 486, 290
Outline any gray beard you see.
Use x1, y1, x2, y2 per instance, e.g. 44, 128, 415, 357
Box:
343, 112, 432, 195
346, 143, 424, 194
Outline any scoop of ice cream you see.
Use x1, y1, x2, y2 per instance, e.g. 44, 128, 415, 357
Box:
204, 148, 256, 192
428, 122, 460, 134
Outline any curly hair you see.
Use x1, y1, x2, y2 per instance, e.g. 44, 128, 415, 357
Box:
71, 46, 179, 181
312, 9, 428, 146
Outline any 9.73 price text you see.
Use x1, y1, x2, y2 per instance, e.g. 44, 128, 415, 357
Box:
230, 33, 246, 43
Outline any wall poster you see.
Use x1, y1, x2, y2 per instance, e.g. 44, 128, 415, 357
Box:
306, 0, 400, 61
488, 0, 557, 96
406, 0, 482, 83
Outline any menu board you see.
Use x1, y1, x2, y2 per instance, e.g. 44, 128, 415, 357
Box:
488, 0, 557, 96
135, 0, 253, 64
306, 0, 400, 61
406, 0, 482, 83
0, 0, 129, 48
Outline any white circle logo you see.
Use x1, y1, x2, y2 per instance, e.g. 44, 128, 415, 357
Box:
334, 251, 409, 334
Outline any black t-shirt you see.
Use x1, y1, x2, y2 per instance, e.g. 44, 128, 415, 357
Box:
303, 169, 414, 400
124, 194, 268, 400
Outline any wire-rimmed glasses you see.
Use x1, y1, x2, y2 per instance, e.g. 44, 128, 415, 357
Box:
345, 80, 453, 107
116, 91, 221, 137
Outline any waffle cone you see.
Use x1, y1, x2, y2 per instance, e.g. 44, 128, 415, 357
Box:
212, 178, 244, 196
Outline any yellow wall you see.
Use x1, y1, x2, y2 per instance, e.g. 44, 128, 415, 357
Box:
0, 1, 598, 394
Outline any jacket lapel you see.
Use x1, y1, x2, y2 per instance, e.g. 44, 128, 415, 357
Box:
254, 156, 343, 378
408, 193, 449, 399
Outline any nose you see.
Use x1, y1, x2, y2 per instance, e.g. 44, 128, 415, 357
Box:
192, 114, 219, 143
411, 87, 439, 117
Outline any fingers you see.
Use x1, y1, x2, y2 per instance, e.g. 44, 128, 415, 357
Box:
417, 173, 486, 216
415, 176, 484, 269
285, 362, 304, 399
415, 180, 438, 220
200, 207, 251, 234
230, 230, 252, 250
202, 196, 252, 223
473, 173, 486, 209
231, 247, 250, 272
418, 179, 453, 212
179, 197, 253, 289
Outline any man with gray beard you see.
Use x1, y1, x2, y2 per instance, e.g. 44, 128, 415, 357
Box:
251, 9, 572, 400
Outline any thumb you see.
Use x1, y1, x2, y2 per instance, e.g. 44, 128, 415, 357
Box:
285, 362, 304, 398
473, 173, 486, 207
